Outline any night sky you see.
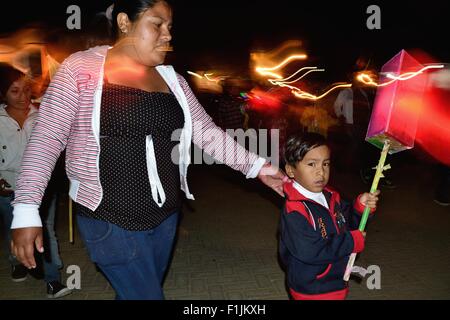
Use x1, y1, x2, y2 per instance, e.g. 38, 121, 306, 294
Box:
3, 0, 448, 80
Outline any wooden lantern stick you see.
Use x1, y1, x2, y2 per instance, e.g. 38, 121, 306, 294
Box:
343, 140, 391, 281
69, 197, 73, 244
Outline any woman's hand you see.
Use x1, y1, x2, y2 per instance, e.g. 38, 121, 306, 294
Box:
11, 227, 44, 269
257, 163, 289, 197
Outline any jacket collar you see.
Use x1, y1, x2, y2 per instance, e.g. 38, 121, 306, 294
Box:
283, 180, 337, 205
90, 45, 111, 57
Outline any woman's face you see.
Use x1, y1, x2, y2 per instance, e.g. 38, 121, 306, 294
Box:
5, 76, 31, 110
123, 1, 173, 66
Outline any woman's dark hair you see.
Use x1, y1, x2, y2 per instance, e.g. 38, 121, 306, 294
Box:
0, 63, 25, 102
111, 0, 169, 40
284, 132, 329, 166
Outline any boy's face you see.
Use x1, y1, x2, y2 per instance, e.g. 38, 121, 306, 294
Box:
285, 145, 331, 193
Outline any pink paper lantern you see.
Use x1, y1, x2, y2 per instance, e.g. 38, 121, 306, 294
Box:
366, 50, 428, 153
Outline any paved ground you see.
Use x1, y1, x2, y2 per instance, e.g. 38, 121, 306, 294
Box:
0, 154, 449, 300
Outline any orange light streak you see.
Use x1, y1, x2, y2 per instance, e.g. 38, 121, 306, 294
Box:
255, 54, 352, 101
204, 73, 227, 82
255, 54, 307, 78
203, 73, 215, 81
291, 83, 352, 101
270, 67, 325, 85
187, 71, 227, 83
264, 40, 303, 59
187, 71, 203, 79
357, 64, 444, 87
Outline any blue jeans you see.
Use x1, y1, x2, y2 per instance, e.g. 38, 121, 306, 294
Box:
0, 194, 18, 266
41, 192, 64, 282
0, 192, 63, 282
76, 212, 179, 300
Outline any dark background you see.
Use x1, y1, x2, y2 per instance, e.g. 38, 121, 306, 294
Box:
2, 0, 448, 80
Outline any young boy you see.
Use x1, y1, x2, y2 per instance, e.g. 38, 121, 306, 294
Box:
279, 132, 379, 300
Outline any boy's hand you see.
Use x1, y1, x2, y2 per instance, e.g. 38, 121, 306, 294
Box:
359, 190, 380, 209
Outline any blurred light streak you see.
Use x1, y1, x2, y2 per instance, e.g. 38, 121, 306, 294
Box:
270, 67, 324, 85
415, 65, 450, 166
357, 64, 444, 87
291, 83, 352, 101
254, 51, 353, 101
187, 71, 203, 79
264, 40, 303, 59
255, 54, 307, 77
204, 73, 226, 83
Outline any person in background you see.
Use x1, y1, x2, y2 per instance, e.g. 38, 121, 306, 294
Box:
11, 0, 286, 300
333, 63, 396, 188
0, 63, 71, 298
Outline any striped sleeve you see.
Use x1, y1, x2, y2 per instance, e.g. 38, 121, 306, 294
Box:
12, 59, 80, 206
177, 74, 266, 176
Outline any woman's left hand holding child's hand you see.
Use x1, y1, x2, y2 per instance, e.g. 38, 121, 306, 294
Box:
359, 190, 380, 209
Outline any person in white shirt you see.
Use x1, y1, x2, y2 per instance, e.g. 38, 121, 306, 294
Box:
0, 63, 71, 298
0, 64, 38, 282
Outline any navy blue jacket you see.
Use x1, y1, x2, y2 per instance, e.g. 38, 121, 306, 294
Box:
279, 181, 373, 300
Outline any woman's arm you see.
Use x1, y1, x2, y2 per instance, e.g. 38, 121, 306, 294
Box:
177, 74, 286, 195
12, 60, 80, 228
177, 74, 263, 173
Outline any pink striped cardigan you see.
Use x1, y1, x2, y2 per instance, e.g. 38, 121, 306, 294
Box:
11, 45, 265, 228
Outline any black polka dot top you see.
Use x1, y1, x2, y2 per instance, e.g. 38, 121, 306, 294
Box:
75, 79, 185, 231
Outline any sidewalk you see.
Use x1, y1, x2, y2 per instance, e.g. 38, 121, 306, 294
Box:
0, 160, 449, 300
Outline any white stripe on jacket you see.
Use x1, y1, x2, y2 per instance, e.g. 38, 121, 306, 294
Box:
11, 45, 266, 228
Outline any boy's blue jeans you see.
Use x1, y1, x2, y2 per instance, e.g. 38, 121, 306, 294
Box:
76, 212, 178, 300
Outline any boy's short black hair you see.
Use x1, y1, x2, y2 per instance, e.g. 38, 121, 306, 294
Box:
284, 132, 329, 167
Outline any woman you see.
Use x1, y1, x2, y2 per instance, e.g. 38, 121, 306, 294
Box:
0, 64, 71, 298
0, 64, 36, 282
11, 0, 286, 299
